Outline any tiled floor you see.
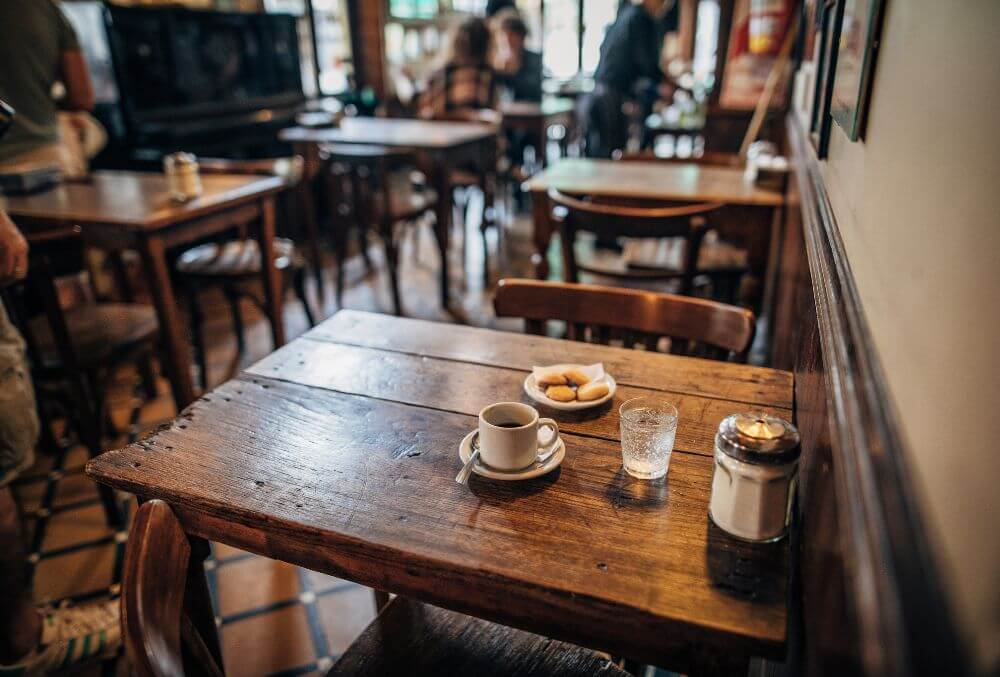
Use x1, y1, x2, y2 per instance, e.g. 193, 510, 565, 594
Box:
10, 206, 537, 676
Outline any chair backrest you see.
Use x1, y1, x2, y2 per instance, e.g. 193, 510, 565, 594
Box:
494, 278, 756, 362
618, 150, 744, 168
122, 500, 224, 677
548, 188, 723, 291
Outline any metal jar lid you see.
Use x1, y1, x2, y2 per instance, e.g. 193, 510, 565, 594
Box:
715, 412, 801, 465
163, 152, 198, 171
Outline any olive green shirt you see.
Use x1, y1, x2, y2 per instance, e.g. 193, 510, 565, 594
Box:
0, 0, 80, 162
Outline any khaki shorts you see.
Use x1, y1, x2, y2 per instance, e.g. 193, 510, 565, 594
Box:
0, 304, 39, 487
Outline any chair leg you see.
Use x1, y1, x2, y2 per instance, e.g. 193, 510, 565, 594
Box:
138, 357, 158, 400
293, 269, 316, 327
184, 283, 210, 392
74, 376, 122, 529
380, 224, 403, 316
223, 288, 247, 357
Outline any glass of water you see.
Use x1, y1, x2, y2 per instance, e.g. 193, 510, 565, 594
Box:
619, 396, 679, 480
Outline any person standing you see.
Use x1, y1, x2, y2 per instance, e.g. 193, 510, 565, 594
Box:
580, 0, 674, 158
0, 0, 95, 173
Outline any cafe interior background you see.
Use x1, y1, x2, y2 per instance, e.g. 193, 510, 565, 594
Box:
0, 0, 996, 675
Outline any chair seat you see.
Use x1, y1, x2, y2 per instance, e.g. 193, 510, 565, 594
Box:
330, 597, 627, 676
450, 168, 480, 187
175, 238, 304, 278
578, 237, 749, 280
28, 303, 159, 370
379, 173, 438, 221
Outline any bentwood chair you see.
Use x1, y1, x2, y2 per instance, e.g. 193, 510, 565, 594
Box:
549, 188, 748, 302
173, 157, 316, 390
2, 234, 160, 526
322, 144, 438, 314
494, 279, 756, 362
123, 499, 629, 677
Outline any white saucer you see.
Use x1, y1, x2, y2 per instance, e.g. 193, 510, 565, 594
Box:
523, 373, 617, 411
458, 430, 565, 480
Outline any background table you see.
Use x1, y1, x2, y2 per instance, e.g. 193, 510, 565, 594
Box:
280, 119, 498, 308
500, 98, 575, 168
523, 158, 786, 299
89, 310, 793, 674
1, 171, 286, 408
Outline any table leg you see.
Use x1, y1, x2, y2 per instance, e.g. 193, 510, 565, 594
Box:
428, 155, 452, 308
137, 234, 196, 408
530, 189, 553, 280
256, 196, 286, 349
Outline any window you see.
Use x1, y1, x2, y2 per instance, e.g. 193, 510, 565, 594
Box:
311, 0, 354, 94
536, 0, 618, 79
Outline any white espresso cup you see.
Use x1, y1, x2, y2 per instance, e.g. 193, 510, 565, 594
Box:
478, 402, 559, 471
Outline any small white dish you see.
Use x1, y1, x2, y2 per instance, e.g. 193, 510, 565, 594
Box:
523, 373, 617, 411
458, 430, 565, 480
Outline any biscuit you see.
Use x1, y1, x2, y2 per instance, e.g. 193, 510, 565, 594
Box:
576, 381, 610, 402
536, 372, 567, 387
563, 368, 591, 387
545, 385, 577, 402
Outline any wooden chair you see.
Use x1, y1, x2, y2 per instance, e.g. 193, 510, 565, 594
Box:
123, 499, 629, 677
493, 279, 756, 362
174, 158, 316, 390
431, 109, 502, 286
2, 235, 160, 526
322, 144, 438, 315
550, 188, 737, 296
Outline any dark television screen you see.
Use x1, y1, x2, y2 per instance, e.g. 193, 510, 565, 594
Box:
106, 6, 303, 121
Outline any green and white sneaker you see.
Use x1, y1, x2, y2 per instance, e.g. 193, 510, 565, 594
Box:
0, 600, 121, 675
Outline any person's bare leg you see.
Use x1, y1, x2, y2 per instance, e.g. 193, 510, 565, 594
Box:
0, 486, 41, 664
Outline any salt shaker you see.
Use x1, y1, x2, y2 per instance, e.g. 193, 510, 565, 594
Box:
708, 412, 800, 542
163, 152, 202, 202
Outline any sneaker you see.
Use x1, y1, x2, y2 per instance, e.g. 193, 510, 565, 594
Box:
0, 600, 121, 675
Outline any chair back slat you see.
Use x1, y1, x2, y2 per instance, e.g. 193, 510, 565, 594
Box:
549, 188, 721, 240
494, 279, 755, 361
123, 500, 224, 677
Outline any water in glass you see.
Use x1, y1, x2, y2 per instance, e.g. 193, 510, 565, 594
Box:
619, 398, 678, 480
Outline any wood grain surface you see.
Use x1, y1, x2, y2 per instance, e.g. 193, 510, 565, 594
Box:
88, 311, 792, 672
306, 311, 791, 408
524, 158, 784, 207
0, 171, 285, 230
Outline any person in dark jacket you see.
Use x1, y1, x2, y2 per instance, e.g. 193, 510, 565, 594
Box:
580, 0, 674, 158
494, 10, 542, 103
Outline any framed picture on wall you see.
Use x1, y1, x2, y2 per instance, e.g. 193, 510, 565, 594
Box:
809, 0, 843, 158
831, 0, 885, 140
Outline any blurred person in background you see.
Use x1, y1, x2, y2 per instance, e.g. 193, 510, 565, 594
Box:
0, 0, 98, 176
0, 207, 121, 674
580, 0, 675, 159
419, 17, 499, 120
494, 9, 542, 103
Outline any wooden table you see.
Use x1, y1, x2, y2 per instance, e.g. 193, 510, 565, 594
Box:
280, 118, 499, 308
500, 98, 575, 167
1, 171, 286, 408
88, 310, 793, 674
524, 158, 786, 306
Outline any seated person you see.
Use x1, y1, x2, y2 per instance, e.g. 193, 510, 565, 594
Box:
418, 17, 499, 120
494, 10, 542, 103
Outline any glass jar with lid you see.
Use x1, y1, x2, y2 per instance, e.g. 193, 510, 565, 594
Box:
709, 411, 801, 542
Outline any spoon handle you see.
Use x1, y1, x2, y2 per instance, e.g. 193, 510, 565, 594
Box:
455, 449, 481, 485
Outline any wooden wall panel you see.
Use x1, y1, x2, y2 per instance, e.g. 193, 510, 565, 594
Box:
774, 114, 971, 676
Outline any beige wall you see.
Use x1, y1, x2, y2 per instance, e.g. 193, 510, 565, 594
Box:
817, 0, 999, 671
